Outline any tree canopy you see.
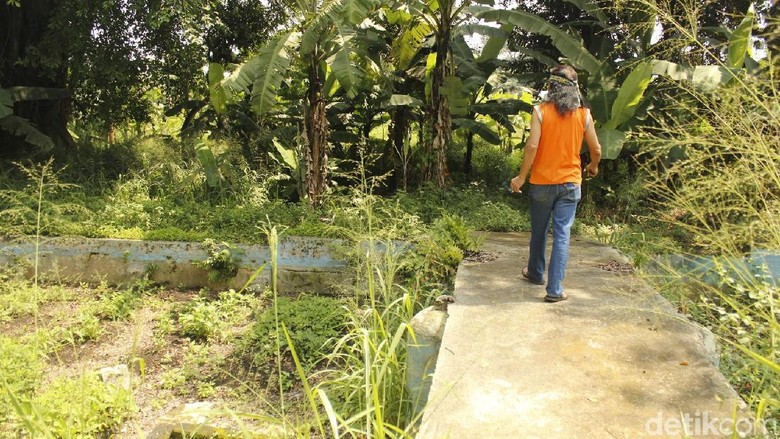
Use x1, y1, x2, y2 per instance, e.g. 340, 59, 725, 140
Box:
0, 0, 771, 196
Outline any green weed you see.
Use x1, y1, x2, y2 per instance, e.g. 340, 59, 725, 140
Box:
0, 337, 44, 427
629, 1, 779, 429
177, 289, 257, 342
196, 240, 242, 283
241, 295, 346, 389
31, 373, 134, 437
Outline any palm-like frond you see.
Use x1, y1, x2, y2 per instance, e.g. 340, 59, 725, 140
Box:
330, 22, 364, 98
442, 76, 469, 116
596, 128, 626, 160
393, 21, 433, 71
451, 35, 483, 78
208, 63, 228, 114
301, 0, 348, 54
477, 24, 511, 63
387, 94, 424, 108
476, 8, 603, 75
0, 115, 55, 151
0, 89, 12, 118
563, 0, 608, 28
452, 118, 501, 145
603, 61, 655, 130
222, 32, 300, 116
6, 87, 68, 102
727, 4, 755, 68
652, 61, 738, 92
343, 0, 379, 25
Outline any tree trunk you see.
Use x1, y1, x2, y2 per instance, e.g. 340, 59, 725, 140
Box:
0, 0, 76, 157
362, 110, 373, 144
464, 130, 475, 180
426, 3, 453, 188
304, 56, 329, 206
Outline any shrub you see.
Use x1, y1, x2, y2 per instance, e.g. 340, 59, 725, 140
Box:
31, 373, 134, 437
242, 295, 345, 379
430, 214, 481, 253
0, 337, 44, 425
634, 4, 779, 428
196, 240, 241, 283
178, 298, 223, 341
470, 143, 516, 189
0, 280, 41, 322
393, 184, 529, 232
177, 289, 257, 342
92, 284, 146, 321
464, 199, 529, 232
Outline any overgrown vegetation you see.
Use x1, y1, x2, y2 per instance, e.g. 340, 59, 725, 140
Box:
241, 295, 346, 388
573, 1, 780, 431
633, 16, 780, 429
0, 0, 776, 436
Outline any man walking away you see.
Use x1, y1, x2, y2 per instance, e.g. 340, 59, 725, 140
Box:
510, 65, 602, 302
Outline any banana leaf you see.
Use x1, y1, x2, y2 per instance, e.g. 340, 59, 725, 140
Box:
195, 142, 222, 188
727, 4, 755, 68
596, 128, 626, 160
208, 63, 228, 114
0, 115, 54, 152
0, 89, 12, 118
603, 61, 655, 130
453, 118, 501, 145
476, 8, 603, 75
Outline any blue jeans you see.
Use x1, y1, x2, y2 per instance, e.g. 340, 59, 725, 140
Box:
527, 183, 581, 297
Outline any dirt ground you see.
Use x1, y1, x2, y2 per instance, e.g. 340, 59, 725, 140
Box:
1, 284, 293, 438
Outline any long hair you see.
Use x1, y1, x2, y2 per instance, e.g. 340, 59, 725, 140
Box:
546, 65, 583, 116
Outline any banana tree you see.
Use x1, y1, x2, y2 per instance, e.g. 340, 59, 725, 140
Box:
475, 3, 635, 158
444, 26, 535, 176
388, 0, 460, 187
221, 0, 378, 205
0, 87, 60, 154
387, 0, 532, 186
477, 1, 758, 160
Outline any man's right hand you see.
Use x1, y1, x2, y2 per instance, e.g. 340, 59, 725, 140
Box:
510, 176, 524, 193
585, 162, 599, 178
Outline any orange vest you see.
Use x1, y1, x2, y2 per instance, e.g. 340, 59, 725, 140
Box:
530, 102, 590, 185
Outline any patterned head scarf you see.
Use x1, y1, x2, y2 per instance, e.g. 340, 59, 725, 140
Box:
548, 74, 578, 87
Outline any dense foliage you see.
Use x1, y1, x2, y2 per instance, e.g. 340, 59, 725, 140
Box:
0, 0, 777, 436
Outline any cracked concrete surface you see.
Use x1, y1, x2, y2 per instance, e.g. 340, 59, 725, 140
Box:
417, 233, 747, 439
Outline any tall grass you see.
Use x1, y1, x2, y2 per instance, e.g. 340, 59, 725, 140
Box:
633, 0, 779, 430
268, 165, 441, 438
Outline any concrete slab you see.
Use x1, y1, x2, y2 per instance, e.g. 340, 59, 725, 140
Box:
0, 236, 346, 292
418, 233, 749, 439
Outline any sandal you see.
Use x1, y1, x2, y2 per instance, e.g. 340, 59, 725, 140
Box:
522, 267, 545, 285
543, 293, 568, 303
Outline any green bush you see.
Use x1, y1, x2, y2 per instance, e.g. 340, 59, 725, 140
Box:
633, 7, 779, 428
399, 214, 482, 285
178, 298, 223, 342
31, 373, 134, 437
470, 144, 516, 189
92, 284, 146, 321
394, 184, 529, 232
0, 280, 41, 322
69, 311, 104, 342
464, 199, 529, 232
196, 240, 241, 283
242, 295, 345, 378
430, 214, 481, 253
0, 337, 44, 425
178, 290, 257, 342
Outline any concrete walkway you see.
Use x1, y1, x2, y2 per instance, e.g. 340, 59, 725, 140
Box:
418, 233, 747, 439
